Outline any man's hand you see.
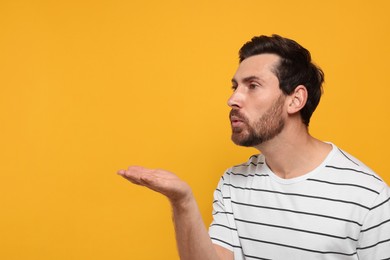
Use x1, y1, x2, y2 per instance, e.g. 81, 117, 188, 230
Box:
117, 166, 192, 206
117, 166, 233, 260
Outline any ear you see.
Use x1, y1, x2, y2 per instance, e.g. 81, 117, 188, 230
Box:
286, 85, 308, 114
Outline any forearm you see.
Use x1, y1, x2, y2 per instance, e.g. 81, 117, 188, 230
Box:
171, 194, 220, 260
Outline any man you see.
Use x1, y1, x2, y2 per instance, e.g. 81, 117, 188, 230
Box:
118, 35, 390, 259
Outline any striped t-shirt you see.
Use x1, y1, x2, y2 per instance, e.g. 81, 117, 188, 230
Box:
209, 144, 390, 259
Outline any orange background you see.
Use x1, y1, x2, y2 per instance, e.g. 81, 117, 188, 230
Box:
0, 0, 389, 259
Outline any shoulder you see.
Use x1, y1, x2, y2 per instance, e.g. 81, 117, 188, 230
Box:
324, 144, 387, 194
219, 154, 266, 184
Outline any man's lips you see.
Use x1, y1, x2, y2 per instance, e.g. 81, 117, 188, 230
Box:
229, 110, 248, 128
230, 115, 245, 127
230, 115, 242, 122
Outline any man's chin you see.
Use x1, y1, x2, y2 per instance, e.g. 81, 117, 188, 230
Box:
231, 133, 251, 147
231, 131, 264, 147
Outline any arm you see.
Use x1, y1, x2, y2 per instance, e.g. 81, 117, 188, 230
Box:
117, 166, 233, 260
357, 186, 390, 259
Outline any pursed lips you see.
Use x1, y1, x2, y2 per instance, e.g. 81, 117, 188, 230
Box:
230, 112, 246, 128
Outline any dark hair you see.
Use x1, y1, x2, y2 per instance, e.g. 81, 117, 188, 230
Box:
239, 34, 324, 126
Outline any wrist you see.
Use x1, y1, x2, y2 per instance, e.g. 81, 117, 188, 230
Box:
170, 189, 195, 212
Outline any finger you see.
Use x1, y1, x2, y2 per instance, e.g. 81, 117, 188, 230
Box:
128, 168, 164, 189
120, 166, 152, 186
139, 173, 157, 186
117, 169, 138, 182
124, 177, 143, 185
117, 167, 139, 183
117, 169, 126, 175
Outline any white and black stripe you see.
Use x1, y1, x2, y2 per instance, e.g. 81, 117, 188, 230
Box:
209, 143, 390, 260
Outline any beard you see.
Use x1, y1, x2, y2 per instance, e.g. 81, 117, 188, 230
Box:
230, 94, 285, 147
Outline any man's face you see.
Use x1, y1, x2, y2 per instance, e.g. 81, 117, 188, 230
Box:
228, 54, 286, 147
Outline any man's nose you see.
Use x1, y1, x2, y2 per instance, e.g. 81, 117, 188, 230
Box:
227, 88, 244, 108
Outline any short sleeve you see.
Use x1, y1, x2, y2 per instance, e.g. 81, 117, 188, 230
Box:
208, 175, 236, 252
357, 185, 390, 259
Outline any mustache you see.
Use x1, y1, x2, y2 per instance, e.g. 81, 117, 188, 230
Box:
229, 109, 248, 123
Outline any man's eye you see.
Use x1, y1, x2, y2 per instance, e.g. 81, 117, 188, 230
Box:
249, 83, 259, 89
231, 85, 238, 91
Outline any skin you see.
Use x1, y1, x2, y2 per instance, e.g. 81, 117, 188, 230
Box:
118, 53, 332, 259
229, 88, 286, 147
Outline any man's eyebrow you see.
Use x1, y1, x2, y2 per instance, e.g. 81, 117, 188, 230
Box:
231, 76, 262, 84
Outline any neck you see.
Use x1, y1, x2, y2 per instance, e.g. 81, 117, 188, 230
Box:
254, 123, 332, 179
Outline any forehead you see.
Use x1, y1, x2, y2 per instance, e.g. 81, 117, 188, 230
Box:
233, 53, 280, 81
